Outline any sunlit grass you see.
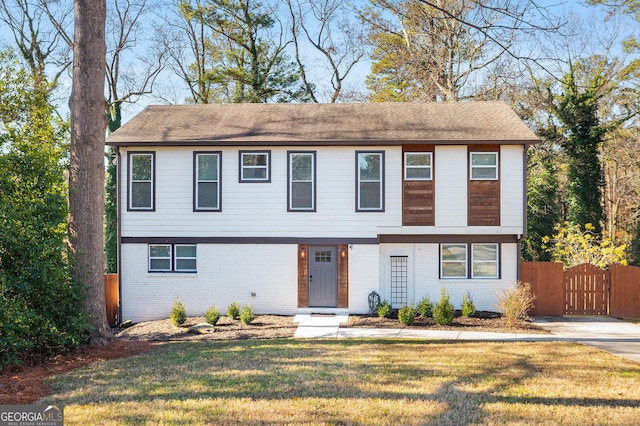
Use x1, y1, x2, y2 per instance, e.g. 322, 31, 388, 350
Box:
42, 339, 640, 425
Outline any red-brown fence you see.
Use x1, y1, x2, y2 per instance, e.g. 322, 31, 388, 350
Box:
104, 274, 119, 326
521, 262, 640, 318
610, 264, 640, 319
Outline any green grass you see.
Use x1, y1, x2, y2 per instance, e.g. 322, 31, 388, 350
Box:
43, 340, 640, 425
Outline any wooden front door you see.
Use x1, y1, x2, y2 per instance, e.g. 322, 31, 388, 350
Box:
308, 246, 338, 307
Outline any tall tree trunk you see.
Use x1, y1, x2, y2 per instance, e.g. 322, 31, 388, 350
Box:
69, 0, 111, 345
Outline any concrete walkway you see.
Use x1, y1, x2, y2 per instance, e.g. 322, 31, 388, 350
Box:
294, 314, 640, 363
532, 316, 640, 363
293, 314, 555, 341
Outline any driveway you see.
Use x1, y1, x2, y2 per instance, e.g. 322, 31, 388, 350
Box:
533, 317, 640, 363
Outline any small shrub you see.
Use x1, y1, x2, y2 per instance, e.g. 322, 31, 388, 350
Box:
416, 295, 434, 317
433, 288, 455, 325
227, 302, 240, 320
497, 281, 536, 328
169, 300, 187, 326
376, 300, 393, 318
205, 305, 221, 325
461, 292, 477, 318
398, 305, 416, 326
240, 305, 255, 325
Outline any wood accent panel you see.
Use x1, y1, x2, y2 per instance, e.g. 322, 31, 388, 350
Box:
297, 244, 309, 307
468, 145, 500, 226
402, 145, 435, 226
337, 245, 349, 308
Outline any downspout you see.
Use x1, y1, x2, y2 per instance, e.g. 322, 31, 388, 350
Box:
116, 147, 123, 324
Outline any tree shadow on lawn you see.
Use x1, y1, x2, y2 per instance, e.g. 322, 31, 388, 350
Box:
44, 339, 640, 424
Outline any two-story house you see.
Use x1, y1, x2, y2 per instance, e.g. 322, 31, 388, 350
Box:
107, 102, 539, 322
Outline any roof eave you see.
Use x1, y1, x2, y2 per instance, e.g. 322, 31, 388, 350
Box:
106, 138, 542, 147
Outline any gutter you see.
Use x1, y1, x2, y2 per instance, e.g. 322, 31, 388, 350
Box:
116, 148, 123, 325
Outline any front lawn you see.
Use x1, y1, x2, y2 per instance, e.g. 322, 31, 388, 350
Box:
43, 339, 640, 425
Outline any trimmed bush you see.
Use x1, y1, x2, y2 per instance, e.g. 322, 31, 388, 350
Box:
497, 281, 536, 328
240, 305, 255, 325
376, 300, 393, 318
398, 305, 416, 326
433, 288, 455, 325
416, 295, 434, 318
461, 292, 477, 318
205, 305, 221, 325
170, 300, 187, 326
227, 302, 240, 320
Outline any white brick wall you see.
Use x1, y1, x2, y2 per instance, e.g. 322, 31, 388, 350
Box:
120, 244, 298, 322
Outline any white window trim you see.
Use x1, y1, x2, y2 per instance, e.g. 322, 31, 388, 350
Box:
195, 152, 221, 211
288, 151, 316, 211
240, 151, 270, 182
357, 151, 384, 211
471, 243, 499, 279
129, 152, 154, 210
174, 244, 198, 272
440, 244, 468, 279
149, 244, 172, 272
404, 152, 432, 181
149, 244, 197, 273
470, 152, 498, 181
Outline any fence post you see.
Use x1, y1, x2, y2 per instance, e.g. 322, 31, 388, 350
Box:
104, 274, 119, 326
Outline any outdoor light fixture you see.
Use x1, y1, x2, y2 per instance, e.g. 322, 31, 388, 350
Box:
340, 247, 347, 258
300, 247, 306, 258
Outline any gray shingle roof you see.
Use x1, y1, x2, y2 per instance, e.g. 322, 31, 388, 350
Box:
106, 102, 539, 146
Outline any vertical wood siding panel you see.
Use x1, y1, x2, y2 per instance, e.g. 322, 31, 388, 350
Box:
468, 145, 500, 226
298, 244, 309, 307
402, 145, 435, 226
337, 245, 349, 308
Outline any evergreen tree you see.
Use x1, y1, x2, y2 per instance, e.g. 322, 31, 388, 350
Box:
0, 50, 89, 368
547, 59, 608, 232
521, 145, 562, 261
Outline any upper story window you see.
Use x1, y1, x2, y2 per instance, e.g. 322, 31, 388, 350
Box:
357, 151, 384, 211
240, 151, 270, 182
288, 151, 316, 211
149, 244, 197, 273
470, 152, 498, 180
128, 152, 155, 211
194, 152, 221, 211
404, 152, 432, 180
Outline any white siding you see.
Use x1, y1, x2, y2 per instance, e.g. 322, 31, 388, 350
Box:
120, 146, 402, 239
500, 145, 525, 231
120, 244, 299, 322
434, 146, 467, 227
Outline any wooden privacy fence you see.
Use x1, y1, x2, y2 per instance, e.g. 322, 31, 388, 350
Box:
104, 274, 119, 326
521, 262, 640, 318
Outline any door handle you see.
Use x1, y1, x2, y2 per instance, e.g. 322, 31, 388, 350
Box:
309, 275, 313, 282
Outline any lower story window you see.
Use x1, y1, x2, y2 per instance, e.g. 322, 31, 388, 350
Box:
440, 243, 499, 279
471, 244, 499, 278
149, 244, 197, 273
